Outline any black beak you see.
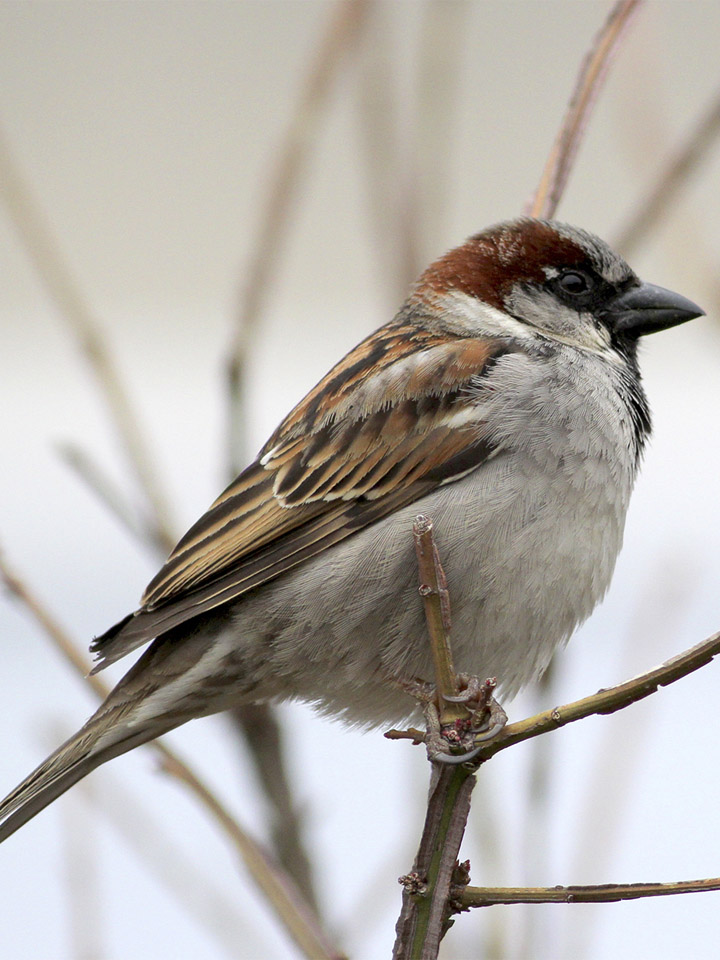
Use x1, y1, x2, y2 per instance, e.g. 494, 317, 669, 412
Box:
603, 282, 705, 338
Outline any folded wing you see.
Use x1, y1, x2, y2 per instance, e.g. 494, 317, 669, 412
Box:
91, 324, 509, 669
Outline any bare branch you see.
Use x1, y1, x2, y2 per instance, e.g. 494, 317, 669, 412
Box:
0, 126, 176, 554
527, 0, 642, 219
615, 87, 720, 257
461, 877, 720, 908
389, 617, 720, 956
230, 703, 319, 912
57, 442, 165, 553
394, 519, 479, 960
0, 552, 346, 960
474, 629, 720, 762
412, 515, 466, 725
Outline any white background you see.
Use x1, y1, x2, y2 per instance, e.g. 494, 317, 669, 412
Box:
1, 2, 719, 959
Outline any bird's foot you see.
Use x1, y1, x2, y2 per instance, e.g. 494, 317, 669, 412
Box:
425, 677, 507, 766
385, 674, 507, 765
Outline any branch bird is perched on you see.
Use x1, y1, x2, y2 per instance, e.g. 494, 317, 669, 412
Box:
0, 218, 704, 842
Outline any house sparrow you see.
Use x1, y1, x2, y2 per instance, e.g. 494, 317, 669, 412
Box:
0, 217, 703, 842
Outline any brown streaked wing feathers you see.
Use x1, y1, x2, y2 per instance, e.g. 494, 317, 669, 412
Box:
90, 482, 437, 670
139, 464, 330, 606
91, 328, 506, 668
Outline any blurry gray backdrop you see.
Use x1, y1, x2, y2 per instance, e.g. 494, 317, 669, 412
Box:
1, 2, 719, 959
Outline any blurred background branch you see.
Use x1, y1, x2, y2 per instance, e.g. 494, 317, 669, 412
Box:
0, 552, 344, 960
615, 87, 720, 257
0, 126, 176, 555
528, 0, 642, 219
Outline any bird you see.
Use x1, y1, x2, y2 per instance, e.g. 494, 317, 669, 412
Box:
0, 217, 704, 843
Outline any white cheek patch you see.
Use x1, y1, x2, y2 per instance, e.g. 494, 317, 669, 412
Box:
428, 288, 617, 359
433, 290, 537, 342
506, 285, 613, 355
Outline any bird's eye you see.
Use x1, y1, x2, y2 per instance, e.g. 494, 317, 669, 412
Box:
557, 271, 592, 296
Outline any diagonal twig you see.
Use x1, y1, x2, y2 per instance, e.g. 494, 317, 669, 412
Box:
471, 628, 720, 762
0, 126, 176, 556
0, 551, 346, 960
615, 86, 720, 257
527, 0, 642, 219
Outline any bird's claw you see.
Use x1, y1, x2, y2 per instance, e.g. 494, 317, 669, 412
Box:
431, 706, 507, 765
423, 677, 507, 766
384, 673, 507, 764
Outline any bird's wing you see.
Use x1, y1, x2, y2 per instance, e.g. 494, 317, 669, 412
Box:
91, 324, 510, 668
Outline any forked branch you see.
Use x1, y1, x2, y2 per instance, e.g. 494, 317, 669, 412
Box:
390, 517, 720, 958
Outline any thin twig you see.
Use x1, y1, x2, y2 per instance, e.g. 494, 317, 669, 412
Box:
461, 877, 720, 908
412, 515, 465, 725
390, 624, 720, 950
229, 703, 319, 912
473, 629, 720, 763
227, 0, 369, 475
62, 758, 258, 959
0, 552, 346, 960
615, 87, 720, 257
388, 628, 720, 763
527, 0, 642, 219
57, 442, 157, 549
393, 519, 476, 960
0, 126, 176, 555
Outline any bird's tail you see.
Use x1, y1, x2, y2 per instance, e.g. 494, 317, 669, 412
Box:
0, 706, 172, 843
1, 621, 226, 842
